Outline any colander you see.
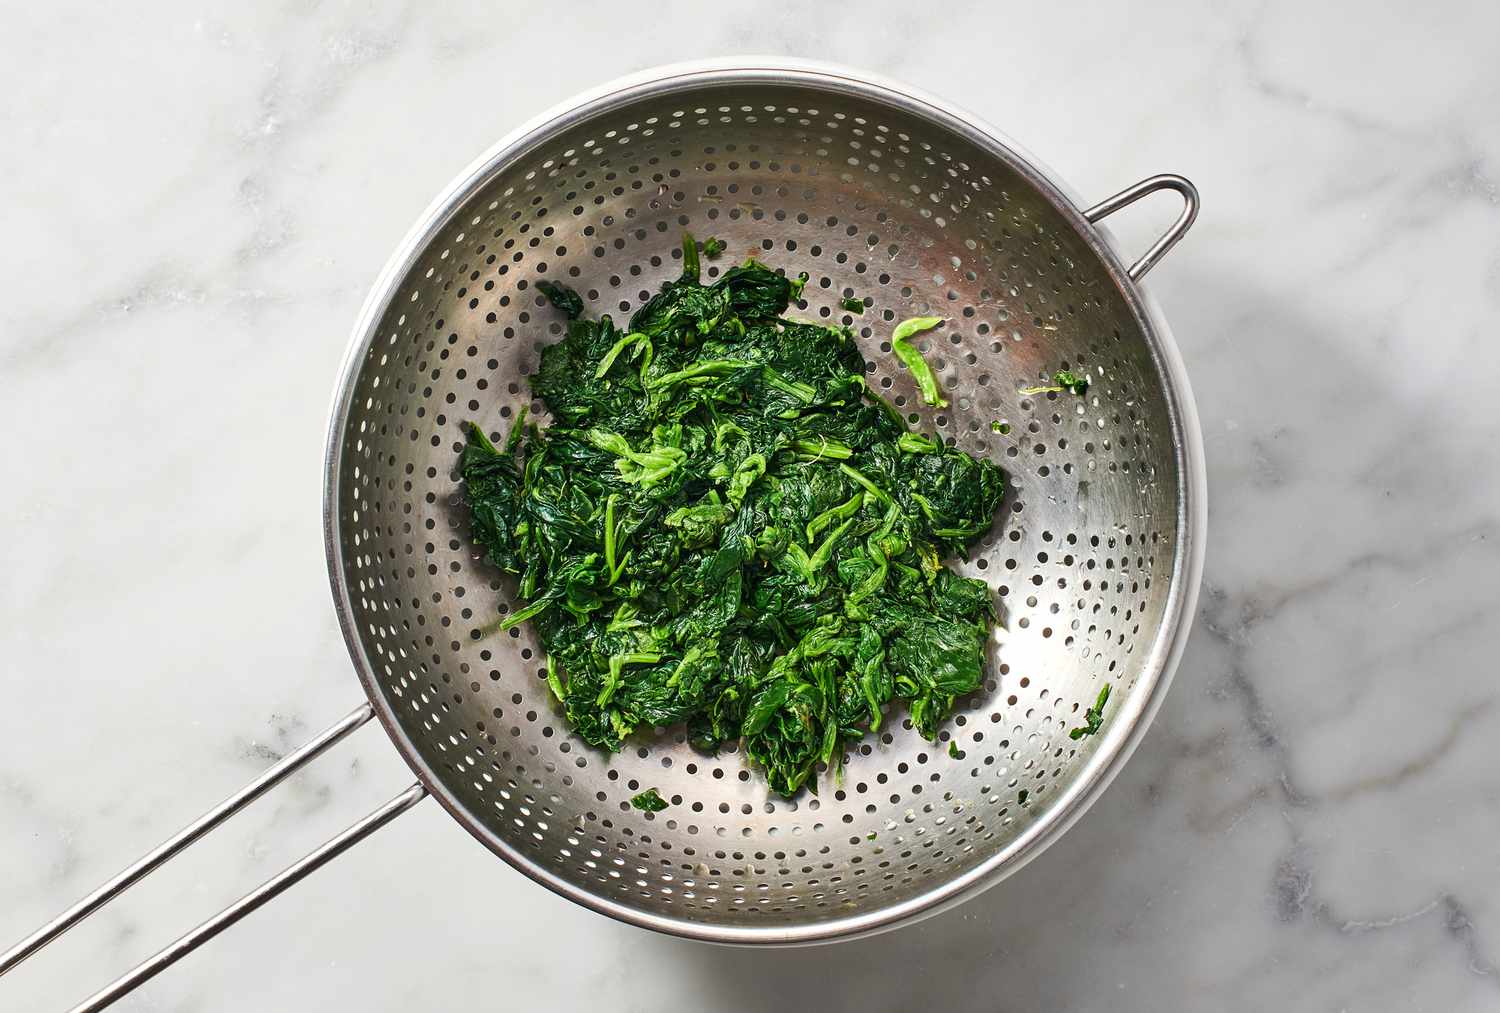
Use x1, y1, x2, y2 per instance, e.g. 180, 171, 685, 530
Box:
2, 59, 1205, 1010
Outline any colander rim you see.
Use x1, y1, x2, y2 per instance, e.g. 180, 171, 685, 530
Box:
323, 56, 1207, 946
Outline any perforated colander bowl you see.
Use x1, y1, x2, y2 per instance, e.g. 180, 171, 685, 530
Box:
5, 59, 1205, 1010
331, 57, 1204, 938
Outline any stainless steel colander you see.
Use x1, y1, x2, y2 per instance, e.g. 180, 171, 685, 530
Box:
2, 59, 1205, 1010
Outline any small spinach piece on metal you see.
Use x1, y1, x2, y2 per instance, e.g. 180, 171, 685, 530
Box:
536, 281, 584, 319
1069, 683, 1112, 740
1020, 370, 1090, 397
630, 788, 668, 812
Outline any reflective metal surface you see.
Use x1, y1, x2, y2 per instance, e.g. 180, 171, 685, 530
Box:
326, 59, 1206, 943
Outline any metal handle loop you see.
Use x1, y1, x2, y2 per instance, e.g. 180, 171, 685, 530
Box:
0, 702, 426, 1011
67, 783, 427, 1013
1083, 173, 1200, 281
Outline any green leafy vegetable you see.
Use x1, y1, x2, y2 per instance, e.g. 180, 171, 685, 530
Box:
840, 296, 866, 314
703, 237, 726, 259
1054, 370, 1089, 396
989, 420, 1010, 435
461, 239, 1007, 797
890, 316, 947, 407
1069, 683, 1112, 740
948, 739, 961, 758
1020, 370, 1090, 397
536, 281, 584, 320
630, 788, 668, 812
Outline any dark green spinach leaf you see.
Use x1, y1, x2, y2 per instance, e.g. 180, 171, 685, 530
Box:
536, 281, 584, 319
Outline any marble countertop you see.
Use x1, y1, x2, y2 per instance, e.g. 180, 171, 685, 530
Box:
5, 1, 1499, 1009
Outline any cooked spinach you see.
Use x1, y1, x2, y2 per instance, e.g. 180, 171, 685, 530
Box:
840, 296, 866, 314
703, 236, 725, 259
1069, 683, 1111, 740
1054, 370, 1089, 396
1020, 370, 1090, 397
536, 281, 584, 320
461, 238, 1007, 796
630, 788, 668, 811
890, 316, 947, 407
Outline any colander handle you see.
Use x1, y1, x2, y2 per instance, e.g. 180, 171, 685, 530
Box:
1082, 174, 1200, 281
0, 703, 427, 1011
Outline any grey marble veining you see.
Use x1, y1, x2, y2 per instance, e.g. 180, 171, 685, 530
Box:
3, 0, 1499, 1009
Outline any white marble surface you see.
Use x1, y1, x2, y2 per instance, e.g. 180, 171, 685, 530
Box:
4, 1, 1499, 1009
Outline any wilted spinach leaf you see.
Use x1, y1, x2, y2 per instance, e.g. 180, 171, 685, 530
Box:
1053, 370, 1089, 396
630, 788, 668, 811
890, 316, 947, 407
1020, 370, 1090, 397
461, 238, 1008, 796
1069, 683, 1111, 740
536, 281, 584, 319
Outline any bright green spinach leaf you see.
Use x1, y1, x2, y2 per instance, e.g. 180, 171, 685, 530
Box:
630, 788, 668, 811
1020, 370, 1090, 397
1069, 683, 1111, 740
890, 316, 947, 407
